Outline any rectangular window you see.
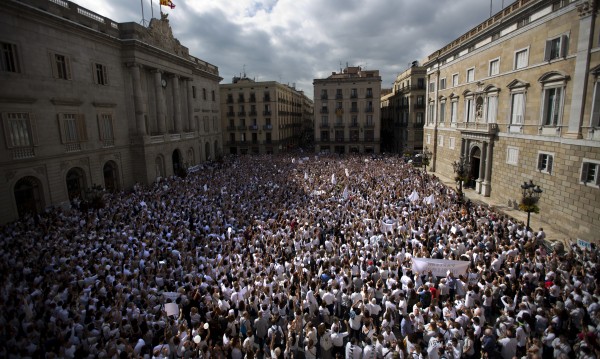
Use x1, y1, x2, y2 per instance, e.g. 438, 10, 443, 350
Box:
439, 135, 444, 147
321, 89, 328, 99
366, 115, 374, 126
2, 112, 35, 148
192, 86, 197, 99
450, 101, 458, 123
417, 78, 425, 90
336, 88, 343, 99
351, 88, 357, 98
542, 87, 563, 126
486, 96, 498, 123
581, 160, 600, 186
203, 88, 207, 100
59, 113, 86, 143
466, 68, 475, 83
506, 147, 519, 165
52, 52, 72, 80
515, 49, 528, 69
449, 137, 455, 149
429, 82, 435, 93
440, 78, 446, 90
1, 42, 20, 73
98, 113, 114, 141
537, 152, 554, 174
439, 102, 446, 123
416, 113, 423, 126
591, 82, 600, 128
94, 63, 108, 85
510, 93, 525, 124
366, 88, 373, 98
212, 90, 215, 101
465, 98, 474, 122
544, 35, 568, 61
320, 130, 329, 141
428, 103, 435, 124
426, 133, 431, 145
489, 59, 499, 76
452, 74, 459, 87
321, 115, 329, 125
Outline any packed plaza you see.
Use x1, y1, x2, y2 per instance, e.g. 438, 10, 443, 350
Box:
0, 154, 598, 358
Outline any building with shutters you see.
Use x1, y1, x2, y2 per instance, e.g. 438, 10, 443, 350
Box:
0, 0, 222, 224
423, 0, 600, 242
313, 66, 382, 154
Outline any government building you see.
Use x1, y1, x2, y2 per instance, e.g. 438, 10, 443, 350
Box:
220, 75, 313, 155
0, 0, 222, 224
423, 0, 600, 242
314, 66, 382, 154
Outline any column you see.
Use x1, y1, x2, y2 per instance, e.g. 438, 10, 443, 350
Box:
187, 79, 195, 132
172, 75, 182, 133
154, 70, 167, 134
476, 142, 487, 193
129, 64, 147, 136
566, 2, 596, 138
482, 140, 493, 196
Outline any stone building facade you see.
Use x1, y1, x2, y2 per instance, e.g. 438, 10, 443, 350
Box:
220, 76, 312, 155
423, 0, 600, 242
380, 63, 427, 154
314, 66, 382, 154
0, 0, 222, 224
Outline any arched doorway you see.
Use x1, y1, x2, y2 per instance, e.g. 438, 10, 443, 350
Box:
205, 142, 211, 161
469, 146, 481, 189
103, 161, 119, 192
155, 155, 165, 179
66, 167, 86, 201
172, 149, 182, 175
14, 176, 44, 217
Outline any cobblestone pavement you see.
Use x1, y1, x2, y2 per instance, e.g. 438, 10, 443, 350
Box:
430, 170, 573, 251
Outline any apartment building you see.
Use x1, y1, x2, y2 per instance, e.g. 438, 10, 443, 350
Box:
423, 0, 600, 242
0, 0, 222, 224
381, 63, 427, 154
220, 76, 312, 155
313, 66, 382, 154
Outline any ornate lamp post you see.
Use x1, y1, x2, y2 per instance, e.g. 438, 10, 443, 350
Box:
452, 156, 471, 203
519, 180, 543, 230
422, 147, 431, 173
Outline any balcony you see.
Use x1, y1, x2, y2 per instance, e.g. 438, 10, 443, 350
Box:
237, 125, 247, 131
263, 96, 271, 102
414, 104, 425, 109
237, 97, 245, 103
456, 122, 498, 134
226, 125, 236, 131
350, 107, 359, 113
249, 125, 259, 131
263, 124, 273, 131
366, 93, 373, 98
364, 123, 375, 128
249, 111, 257, 116
226, 98, 234, 104
336, 94, 343, 99
238, 111, 246, 116
263, 111, 272, 116
226, 111, 235, 117
350, 93, 358, 99
334, 122, 345, 128
349, 122, 359, 128
320, 123, 330, 129
321, 95, 328, 100
365, 107, 374, 113
11, 147, 35, 159
249, 96, 256, 103
320, 109, 329, 114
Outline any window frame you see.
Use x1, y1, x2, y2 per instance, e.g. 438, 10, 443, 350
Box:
58, 113, 86, 144
452, 73, 459, 87
439, 100, 446, 124
440, 78, 447, 90
514, 47, 529, 70
540, 85, 564, 127
537, 151, 554, 174
449, 136, 455, 150
506, 146, 519, 166
50, 51, 72, 80
0, 41, 21, 73
580, 159, 600, 187
466, 68, 475, 83
93, 63, 109, 86
489, 58, 500, 77
544, 34, 569, 62
2, 112, 37, 148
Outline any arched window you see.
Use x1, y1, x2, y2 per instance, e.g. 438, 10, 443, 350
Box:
14, 176, 44, 217
66, 167, 86, 201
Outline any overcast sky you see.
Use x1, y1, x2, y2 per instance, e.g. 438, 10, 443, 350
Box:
73, 0, 516, 98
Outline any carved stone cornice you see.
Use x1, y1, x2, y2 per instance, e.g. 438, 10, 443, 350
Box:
578, 0, 598, 17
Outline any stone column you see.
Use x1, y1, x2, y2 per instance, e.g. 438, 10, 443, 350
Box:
187, 79, 195, 132
129, 64, 147, 136
476, 142, 487, 193
482, 140, 493, 196
154, 70, 167, 134
172, 75, 182, 133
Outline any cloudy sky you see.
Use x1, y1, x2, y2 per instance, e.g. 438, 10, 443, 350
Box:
74, 0, 516, 98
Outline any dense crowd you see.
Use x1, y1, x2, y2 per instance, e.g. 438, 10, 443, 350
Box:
0, 153, 598, 359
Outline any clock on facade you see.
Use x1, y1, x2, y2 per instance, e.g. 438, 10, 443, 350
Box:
161, 78, 167, 88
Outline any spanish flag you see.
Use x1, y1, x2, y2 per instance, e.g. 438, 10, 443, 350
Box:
160, 0, 175, 9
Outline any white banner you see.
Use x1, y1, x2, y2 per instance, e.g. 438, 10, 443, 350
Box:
577, 238, 591, 250
411, 257, 470, 277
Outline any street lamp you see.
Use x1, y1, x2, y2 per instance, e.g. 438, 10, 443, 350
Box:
519, 180, 543, 230
452, 156, 471, 203
422, 147, 431, 173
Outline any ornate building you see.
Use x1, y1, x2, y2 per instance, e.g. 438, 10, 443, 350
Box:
0, 0, 222, 224
220, 76, 312, 155
313, 66, 382, 154
423, 0, 600, 242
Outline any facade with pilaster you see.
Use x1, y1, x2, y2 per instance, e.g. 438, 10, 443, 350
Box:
0, 0, 222, 224
220, 76, 312, 155
313, 66, 382, 154
423, 0, 600, 242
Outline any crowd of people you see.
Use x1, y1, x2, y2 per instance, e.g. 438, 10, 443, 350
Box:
0, 153, 598, 359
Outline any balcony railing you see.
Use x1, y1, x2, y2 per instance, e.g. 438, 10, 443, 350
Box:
336, 94, 343, 99
249, 125, 259, 131
334, 122, 345, 128
226, 98, 234, 104
226, 125, 236, 131
321, 95, 328, 100
456, 122, 499, 134
365, 107, 374, 113
364, 123, 375, 128
320, 109, 329, 114
226, 111, 235, 117
263, 111, 272, 116
320, 123, 330, 129
238, 111, 246, 116
249, 111, 257, 116
237, 125, 247, 131
263, 124, 273, 131
350, 107, 359, 113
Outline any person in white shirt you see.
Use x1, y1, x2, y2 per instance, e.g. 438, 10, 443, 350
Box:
345, 337, 363, 359
497, 328, 518, 359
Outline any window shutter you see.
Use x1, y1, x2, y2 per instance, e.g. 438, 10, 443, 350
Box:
560, 35, 569, 58
29, 113, 39, 146
77, 114, 87, 141
1, 113, 15, 149
49, 52, 58, 78
596, 165, 600, 186
65, 56, 72, 80
544, 40, 552, 61
537, 154, 543, 170
581, 162, 589, 182
548, 155, 553, 173
97, 114, 105, 141
57, 113, 67, 144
